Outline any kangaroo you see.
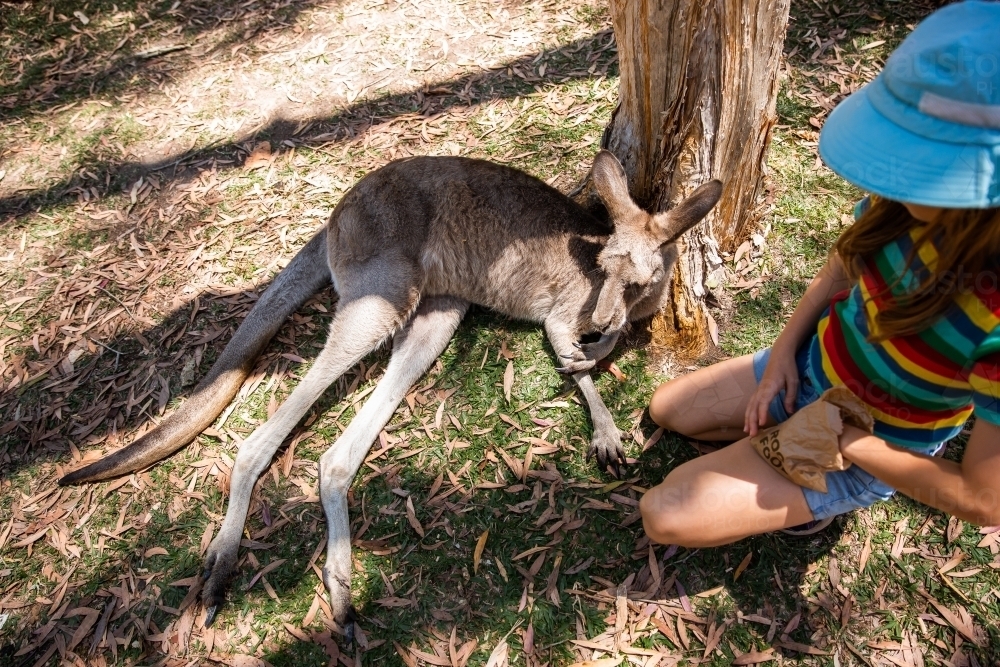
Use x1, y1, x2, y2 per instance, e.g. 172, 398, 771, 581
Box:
60, 150, 721, 635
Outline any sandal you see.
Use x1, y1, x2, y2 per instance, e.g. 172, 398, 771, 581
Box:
780, 516, 834, 536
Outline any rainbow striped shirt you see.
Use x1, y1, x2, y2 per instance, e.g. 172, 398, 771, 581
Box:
806, 224, 1000, 453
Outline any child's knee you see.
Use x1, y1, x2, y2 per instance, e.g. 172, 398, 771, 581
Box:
640, 480, 702, 547
648, 380, 694, 435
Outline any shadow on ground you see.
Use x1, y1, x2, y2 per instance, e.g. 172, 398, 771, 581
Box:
2, 0, 341, 118
1, 17, 616, 221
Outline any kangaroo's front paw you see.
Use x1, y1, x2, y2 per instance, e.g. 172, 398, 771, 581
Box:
575, 332, 619, 363
587, 427, 626, 477
201, 546, 238, 626
556, 351, 597, 374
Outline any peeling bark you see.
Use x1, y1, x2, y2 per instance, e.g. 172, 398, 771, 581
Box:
605, 0, 790, 354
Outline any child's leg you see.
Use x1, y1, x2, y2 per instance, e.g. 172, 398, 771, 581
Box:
649, 354, 775, 441
643, 352, 814, 545
638, 437, 814, 547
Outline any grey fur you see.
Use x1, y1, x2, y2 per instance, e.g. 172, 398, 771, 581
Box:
60, 150, 721, 631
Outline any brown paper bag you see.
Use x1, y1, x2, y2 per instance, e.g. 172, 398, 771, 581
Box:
750, 387, 874, 493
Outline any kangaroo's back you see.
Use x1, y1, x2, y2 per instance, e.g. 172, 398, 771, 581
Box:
329, 156, 610, 321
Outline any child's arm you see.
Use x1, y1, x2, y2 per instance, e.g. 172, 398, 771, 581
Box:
744, 252, 853, 435
840, 420, 1000, 526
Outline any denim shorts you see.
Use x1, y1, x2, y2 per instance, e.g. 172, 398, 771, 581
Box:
752, 346, 896, 521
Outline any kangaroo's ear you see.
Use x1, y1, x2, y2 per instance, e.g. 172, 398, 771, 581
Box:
591, 150, 641, 223
650, 180, 723, 244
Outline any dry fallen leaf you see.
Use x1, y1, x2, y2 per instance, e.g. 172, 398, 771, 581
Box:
732, 648, 776, 665
840, 595, 853, 629
614, 583, 628, 636
567, 659, 623, 667
394, 641, 418, 667
947, 515, 964, 544
65, 607, 100, 652
473, 529, 489, 574
484, 639, 509, 667
922, 594, 982, 645
642, 427, 664, 452
702, 621, 726, 659
226, 655, 272, 667
522, 621, 534, 656
781, 612, 801, 640
406, 496, 425, 538
706, 310, 720, 346
676, 614, 690, 650
512, 545, 548, 561
434, 399, 446, 430
596, 359, 627, 381
503, 361, 514, 403
858, 534, 871, 574
545, 553, 562, 606
733, 240, 752, 264
733, 551, 753, 581
651, 615, 679, 647
939, 548, 964, 574
375, 596, 417, 608
776, 640, 829, 656
245, 142, 273, 170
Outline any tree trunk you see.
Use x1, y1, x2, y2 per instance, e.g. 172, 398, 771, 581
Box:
604, 0, 790, 356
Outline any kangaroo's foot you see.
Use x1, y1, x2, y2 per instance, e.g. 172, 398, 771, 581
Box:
197, 282, 421, 626
322, 561, 359, 643
202, 538, 240, 626
318, 297, 468, 644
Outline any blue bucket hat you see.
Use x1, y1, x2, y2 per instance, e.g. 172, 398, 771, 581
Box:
818, 1, 1000, 208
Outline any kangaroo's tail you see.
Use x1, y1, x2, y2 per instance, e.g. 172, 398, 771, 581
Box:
60, 227, 332, 486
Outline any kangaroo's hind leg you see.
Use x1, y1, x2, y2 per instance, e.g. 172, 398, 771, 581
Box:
318, 295, 469, 637
202, 273, 421, 624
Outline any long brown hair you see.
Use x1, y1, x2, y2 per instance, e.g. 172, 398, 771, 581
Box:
835, 197, 1000, 341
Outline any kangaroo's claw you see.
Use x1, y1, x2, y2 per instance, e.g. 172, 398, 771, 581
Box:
343, 605, 360, 645
204, 605, 218, 627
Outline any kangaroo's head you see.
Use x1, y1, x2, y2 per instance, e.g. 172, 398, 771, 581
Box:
589, 150, 723, 334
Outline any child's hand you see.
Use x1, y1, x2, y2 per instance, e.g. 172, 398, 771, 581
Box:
744, 346, 800, 436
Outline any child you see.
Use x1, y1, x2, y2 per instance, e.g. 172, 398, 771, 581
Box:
639, 1, 1000, 545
